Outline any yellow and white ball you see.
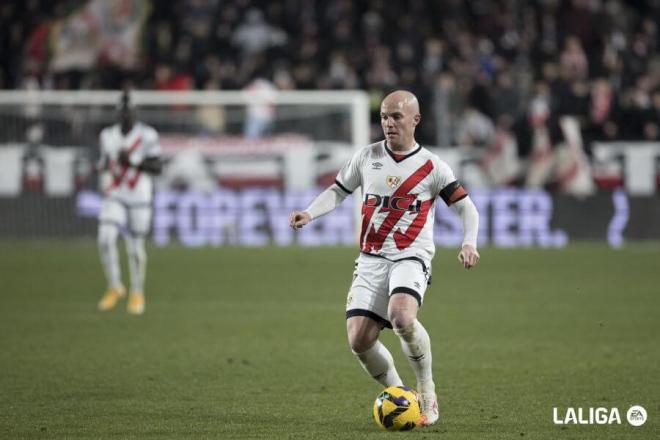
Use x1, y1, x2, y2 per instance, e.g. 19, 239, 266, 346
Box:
373, 386, 421, 431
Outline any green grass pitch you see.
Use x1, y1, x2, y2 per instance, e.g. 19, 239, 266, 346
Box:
1, 242, 659, 439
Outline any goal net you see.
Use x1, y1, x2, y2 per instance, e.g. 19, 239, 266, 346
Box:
0, 90, 369, 245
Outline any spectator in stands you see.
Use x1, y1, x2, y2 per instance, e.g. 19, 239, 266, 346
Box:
154, 63, 193, 92
584, 78, 620, 143
642, 88, 660, 141
196, 79, 226, 135
560, 36, 589, 81
232, 8, 286, 59
490, 70, 523, 122
243, 77, 277, 139
454, 107, 496, 150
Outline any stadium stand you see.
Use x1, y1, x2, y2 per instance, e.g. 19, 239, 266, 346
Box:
1, 0, 659, 190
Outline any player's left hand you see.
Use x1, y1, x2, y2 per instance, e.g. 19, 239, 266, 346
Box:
118, 150, 131, 167
458, 244, 480, 269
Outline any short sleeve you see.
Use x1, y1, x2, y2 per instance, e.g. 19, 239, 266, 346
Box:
335, 149, 364, 194
430, 159, 455, 194
433, 159, 468, 206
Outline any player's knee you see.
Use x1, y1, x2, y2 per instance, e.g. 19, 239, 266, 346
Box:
390, 312, 415, 329
127, 237, 147, 262
388, 309, 415, 330
131, 248, 146, 265
347, 317, 379, 353
348, 333, 376, 354
388, 292, 419, 330
98, 224, 118, 247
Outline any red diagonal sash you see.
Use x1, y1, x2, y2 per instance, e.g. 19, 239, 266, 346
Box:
392, 199, 433, 249
107, 136, 142, 191
361, 159, 434, 252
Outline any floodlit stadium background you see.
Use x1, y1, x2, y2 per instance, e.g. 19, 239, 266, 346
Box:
1, 0, 659, 243
0, 1, 658, 439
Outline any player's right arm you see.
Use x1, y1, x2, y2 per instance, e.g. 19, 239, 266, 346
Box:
289, 147, 364, 230
289, 184, 349, 229
96, 129, 111, 172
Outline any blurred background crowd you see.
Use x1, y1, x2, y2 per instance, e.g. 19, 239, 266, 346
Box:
1, 0, 659, 162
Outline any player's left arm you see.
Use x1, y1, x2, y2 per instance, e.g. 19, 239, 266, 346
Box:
436, 161, 480, 269
141, 129, 163, 175
451, 196, 480, 269
117, 152, 162, 174
137, 156, 163, 175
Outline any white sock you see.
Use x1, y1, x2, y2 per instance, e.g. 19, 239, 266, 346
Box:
98, 223, 122, 289
125, 235, 147, 294
394, 320, 435, 394
353, 340, 404, 387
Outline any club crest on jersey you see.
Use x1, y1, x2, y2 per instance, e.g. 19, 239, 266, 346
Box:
386, 175, 402, 188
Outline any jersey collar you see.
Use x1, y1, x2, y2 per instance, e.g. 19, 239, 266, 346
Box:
118, 121, 141, 137
384, 140, 422, 163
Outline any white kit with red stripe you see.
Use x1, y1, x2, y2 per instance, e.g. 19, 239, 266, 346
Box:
336, 141, 467, 266
99, 122, 161, 204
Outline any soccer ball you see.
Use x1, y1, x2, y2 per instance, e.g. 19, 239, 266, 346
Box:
373, 386, 421, 431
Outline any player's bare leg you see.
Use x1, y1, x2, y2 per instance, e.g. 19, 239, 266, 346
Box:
125, 234, 147, 315
347, 316, 403, 387
97, 223, 125, 310
389, 293, 438, 426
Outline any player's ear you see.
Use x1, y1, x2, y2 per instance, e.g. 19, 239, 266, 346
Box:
413, 113, 421, 126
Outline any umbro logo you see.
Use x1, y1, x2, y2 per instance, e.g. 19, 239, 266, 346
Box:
414, 281, 421, 289
371, 162, 383, 170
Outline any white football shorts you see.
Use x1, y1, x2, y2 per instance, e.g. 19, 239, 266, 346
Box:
346, 254, 430, 328
99, 198, 152, 236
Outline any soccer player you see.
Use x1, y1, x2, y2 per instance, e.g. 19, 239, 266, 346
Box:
96, 90, 162, 315
289, 90, 480, 426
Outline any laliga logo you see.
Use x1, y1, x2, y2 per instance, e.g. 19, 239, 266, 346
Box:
553, 405, 647, 426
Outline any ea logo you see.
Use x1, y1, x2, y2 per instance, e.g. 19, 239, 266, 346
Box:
626, 405, 647, 427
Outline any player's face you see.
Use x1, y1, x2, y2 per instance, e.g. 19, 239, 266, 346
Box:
119, 106, 135, 134
380, 99, 420, 150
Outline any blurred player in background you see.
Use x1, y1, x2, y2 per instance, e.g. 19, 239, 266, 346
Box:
96, 90, 162, 315
289, 90, 480, 426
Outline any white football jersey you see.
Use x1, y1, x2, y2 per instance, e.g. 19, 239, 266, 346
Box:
336, 141, 467, 265
99, 122, 160, 204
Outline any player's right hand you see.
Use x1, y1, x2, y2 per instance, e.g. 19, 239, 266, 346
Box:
289, 211, 311, 230
458, 244, 480, 269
